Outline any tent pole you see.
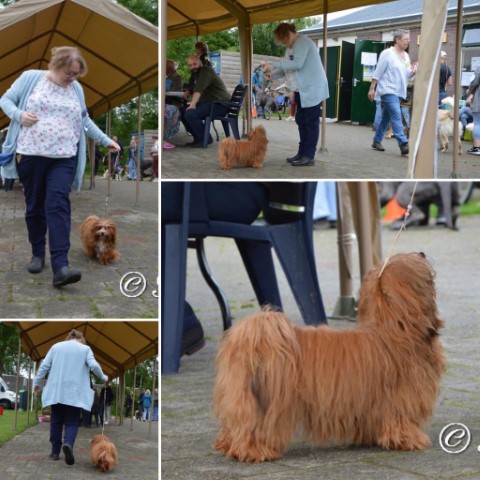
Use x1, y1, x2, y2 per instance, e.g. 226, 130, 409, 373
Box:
26, 358, 32, 425
451, 0, 464, 177
14, 335, 21, 432
319, 11, 328, 153
119, 370, 125, 426
107, 109, 112, 197
135, 94, 142, 207
147, 357, 157, 439
130, 366, 137, 431
332, 183, 356, 319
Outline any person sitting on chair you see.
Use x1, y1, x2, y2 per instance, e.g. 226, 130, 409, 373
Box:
181, 55, 230, 148
162, 182, 269, 356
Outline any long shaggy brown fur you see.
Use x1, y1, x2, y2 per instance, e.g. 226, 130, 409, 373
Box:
80, 215, 119, 265
90, 434, 118, 472
218, 125, 268, 170
213, 253, 446, 463
438, 97, 462, 154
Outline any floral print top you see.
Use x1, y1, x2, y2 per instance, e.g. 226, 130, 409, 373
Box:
16, 74, 82, 157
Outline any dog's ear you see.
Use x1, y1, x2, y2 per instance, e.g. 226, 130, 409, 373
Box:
358, 253, 443, 341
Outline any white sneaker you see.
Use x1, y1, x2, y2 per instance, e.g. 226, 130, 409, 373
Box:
467, 146, 480, 155
286, 116, 295, 122
104, 421, 108, 425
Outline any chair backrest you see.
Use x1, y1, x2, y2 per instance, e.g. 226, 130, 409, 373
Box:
227, 84, 248, 117
263, 182, 317, 226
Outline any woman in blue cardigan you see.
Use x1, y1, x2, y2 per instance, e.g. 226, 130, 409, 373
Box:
0, 46, 120, 287
264, 23, 329, 167
33, 329, 108, 466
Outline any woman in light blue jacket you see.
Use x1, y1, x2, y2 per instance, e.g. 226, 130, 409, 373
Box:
33, 329, 108, 466
265, 23, 329, 167
0, 46, 120, 287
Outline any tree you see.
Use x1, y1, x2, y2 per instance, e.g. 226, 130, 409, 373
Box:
123, 358, 157, 393
116, 0, 158, 25
0, 324, 30, 377
252, 17, 320, 56
166, 16, 321, 79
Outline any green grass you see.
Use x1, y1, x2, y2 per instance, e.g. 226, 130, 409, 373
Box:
0, 409, 38, 446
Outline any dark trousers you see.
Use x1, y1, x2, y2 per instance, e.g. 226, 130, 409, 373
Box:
50, 403, 81, 454
181, 102, 229, 143
16, 155, 75, 273
161, 182, 269, 333
295, 92, 321, 159
82, 409, 91, 427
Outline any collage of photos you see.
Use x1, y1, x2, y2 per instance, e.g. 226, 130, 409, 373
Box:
0, 1, 159, 479
162, 1, 480, 480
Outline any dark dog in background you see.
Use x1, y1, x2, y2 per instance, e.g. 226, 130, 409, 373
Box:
255, 92, 282, 120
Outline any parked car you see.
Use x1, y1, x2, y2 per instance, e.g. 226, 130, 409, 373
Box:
0, 376, 18, 409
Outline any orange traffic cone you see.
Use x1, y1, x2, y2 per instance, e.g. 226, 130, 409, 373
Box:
252, 106, 257, 118
383, 195, 406, 223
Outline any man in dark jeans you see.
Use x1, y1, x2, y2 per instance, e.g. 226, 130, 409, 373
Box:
181, 55, 230, 148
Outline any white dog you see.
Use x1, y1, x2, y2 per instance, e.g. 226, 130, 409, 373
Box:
439, 97, 462, 154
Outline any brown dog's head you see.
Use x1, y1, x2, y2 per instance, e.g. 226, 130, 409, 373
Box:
91, 434, 118, 472
357, 252, 444, 341
247, 125, 268, 145
82, 215, 117, 244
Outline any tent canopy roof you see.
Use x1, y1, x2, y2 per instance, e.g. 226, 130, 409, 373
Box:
7, 321, 158, 379
167, 0, 393, 39
0, 0, 158, 129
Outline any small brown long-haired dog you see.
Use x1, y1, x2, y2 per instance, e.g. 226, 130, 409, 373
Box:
213, 253, 445, 463
80, 215, 119, 265
91, 434, 118, 472
218, 125, 268, 169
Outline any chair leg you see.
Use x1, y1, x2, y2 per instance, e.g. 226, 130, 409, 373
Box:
235, 239, 283, 310
229, 118, 241, 140
203, 117, 212, 148
212, 121, 219, 142
269, 224, 327, 325
161, 224, 188, 374
221, 120, 231, 138
191, 237, 232, 330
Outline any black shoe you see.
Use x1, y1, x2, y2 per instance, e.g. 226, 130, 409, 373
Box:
292, 156, 315, 167
372, 141, 385, 151
53, 267, 81, 287
62, 444, 74, 465
27, 256, 45, 274
286, 153, 301, 163
399, 143, 409, 155
49, 453, 60, 460
181, 323, 205, 356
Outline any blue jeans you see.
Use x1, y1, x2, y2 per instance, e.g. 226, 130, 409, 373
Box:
182, 102, 229, 143
439, 90, 448, 108
295, 92, 321, 159
16, 155, 75, 273
127, 158, 137, 180
50, 403, 81, 454
373, 98, 382, 131
459, 107, 473, 129
374, 94, 408, 146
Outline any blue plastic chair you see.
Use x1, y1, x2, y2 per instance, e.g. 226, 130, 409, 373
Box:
161, 182, 327, 374
202, 84, 249, 148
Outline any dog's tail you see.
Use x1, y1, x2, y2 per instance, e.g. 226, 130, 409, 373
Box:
213, 308, 300, 460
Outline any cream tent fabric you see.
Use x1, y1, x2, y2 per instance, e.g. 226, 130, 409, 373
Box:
408, 0, 449, 178
6, 321, 158, 379
0, 0, 158, 129
166, 0, 394, 39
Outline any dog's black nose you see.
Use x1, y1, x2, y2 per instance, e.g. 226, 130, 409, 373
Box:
417, 251, 426, 258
